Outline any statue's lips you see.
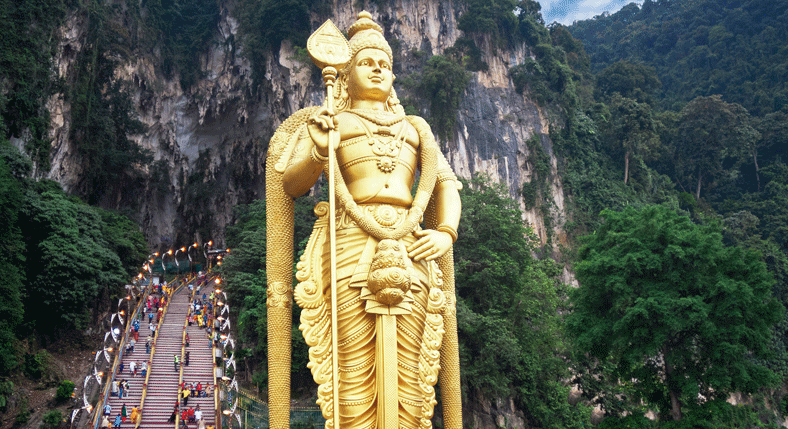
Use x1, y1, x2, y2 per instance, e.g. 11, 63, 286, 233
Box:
370, 75, 383, 83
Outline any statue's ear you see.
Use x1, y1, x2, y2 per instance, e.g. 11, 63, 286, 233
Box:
335, 74, 350, 110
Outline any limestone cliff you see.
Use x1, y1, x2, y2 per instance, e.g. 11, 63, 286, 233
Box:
46, 0, 566, 256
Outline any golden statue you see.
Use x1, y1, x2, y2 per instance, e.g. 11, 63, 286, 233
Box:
266, 11, 462, 429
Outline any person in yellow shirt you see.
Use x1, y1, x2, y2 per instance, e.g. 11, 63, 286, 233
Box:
181, 387, 190, 406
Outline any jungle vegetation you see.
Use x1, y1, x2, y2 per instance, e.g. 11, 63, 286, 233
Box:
2, 0, 788, 427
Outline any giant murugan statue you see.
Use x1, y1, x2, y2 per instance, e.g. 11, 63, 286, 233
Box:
266, 11, 462, 429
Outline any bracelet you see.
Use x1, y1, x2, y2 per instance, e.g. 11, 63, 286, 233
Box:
436, 225, 458, 243
311, 146, 328, 164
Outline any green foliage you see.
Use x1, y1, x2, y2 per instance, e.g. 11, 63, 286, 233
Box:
23, 351, 49, 380
550, 109, 675, 238
0, 0, 67, 171
444, 37, 488, 72
221, 190, 318, 393
221, 199, 268, 361
3, 143, 133, 374
518, 13, 549, 46
550, 24, 591, 74
562, 11, 788, 405
521, 181, 537, 209
598, 398, 782, 429
98, 209, 149, 278
0, 143, 25, 375
673, 95, 758, 199
0, 380, 13, 410
458, 0, 519, 46
596, 61, 661, 104
509, 26, 585, 109
602, 94, 662, 185
569, 205, 783, 420
457, 0, 546, 47
55, 380, 74, 402
14, 398, 30, 425
236, 0, 319, 91
143, 0, 221, 89
597, 414, 655, 429
455, 174, 588, 428
68, 0, 150, 205
510, 59, 548, 98
20, 184, 127, 338
42, 409, 62, 428
417, 54, 470, 140
177, 150, 216, 242
570, 0, 788, 116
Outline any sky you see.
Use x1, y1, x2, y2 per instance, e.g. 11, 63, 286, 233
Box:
538, 0, 644, 25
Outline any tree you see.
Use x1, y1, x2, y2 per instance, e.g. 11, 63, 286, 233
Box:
457, 0, 519, 45
604, 94, 661, 185
69, 1, 150, 205
568, 205, 782, 421
97, 209, 149, 278
418, 54, 470, 141
20, 184, 127, 339
596, 61, 661, 104
674, 95, 758, 199
0, 143, 26, 374
455, 174, 587, 428
220, 191, 318, 392
755, 111, 788, 191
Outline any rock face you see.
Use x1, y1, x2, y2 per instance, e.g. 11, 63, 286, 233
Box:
41, 0, 569, 426
46, 0, 566, 252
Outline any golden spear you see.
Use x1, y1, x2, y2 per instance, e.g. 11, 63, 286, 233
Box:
306, 20, 350, 429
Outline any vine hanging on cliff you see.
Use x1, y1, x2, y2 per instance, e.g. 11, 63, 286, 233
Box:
69, 0, 150, 206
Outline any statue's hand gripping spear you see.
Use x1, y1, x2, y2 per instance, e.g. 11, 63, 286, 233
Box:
306, 20, 351, 429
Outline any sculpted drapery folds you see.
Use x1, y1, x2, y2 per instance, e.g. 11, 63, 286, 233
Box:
266, 11, 463, 429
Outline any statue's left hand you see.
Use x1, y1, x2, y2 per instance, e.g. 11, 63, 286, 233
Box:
407, 229, 453, 262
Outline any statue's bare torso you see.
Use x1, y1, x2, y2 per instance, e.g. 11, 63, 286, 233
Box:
333, 111, 419, 206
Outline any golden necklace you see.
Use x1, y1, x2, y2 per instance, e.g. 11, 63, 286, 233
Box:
349, 109, 406, 127
348, 109, 407, 173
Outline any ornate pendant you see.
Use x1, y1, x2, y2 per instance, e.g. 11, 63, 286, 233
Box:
377, 156, 395, 173
370, 137, 402, 173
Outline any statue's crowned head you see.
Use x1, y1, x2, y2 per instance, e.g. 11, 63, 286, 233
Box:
335, 11, 403, 113
347, 11, 392, 63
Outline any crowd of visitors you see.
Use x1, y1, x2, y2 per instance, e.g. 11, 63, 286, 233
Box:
98, 273, 223, 428
102, 280, 175, 427
170, 403, 215, 429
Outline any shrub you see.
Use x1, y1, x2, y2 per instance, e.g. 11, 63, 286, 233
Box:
417, 54, 470, 140
55, 380, 75, 402
23, 352, 45, 380
42, 410, 62, 429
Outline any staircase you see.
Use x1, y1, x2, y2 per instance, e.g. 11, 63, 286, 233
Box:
137, 285, 190, 428
180, 289, 217, 427
97, 275, 223, 429
101, 318, 146, 425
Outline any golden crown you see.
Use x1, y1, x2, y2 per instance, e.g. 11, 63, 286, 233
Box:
347, 11, 392, 62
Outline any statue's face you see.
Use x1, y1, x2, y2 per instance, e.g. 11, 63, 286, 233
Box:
347, 48, 393, 103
